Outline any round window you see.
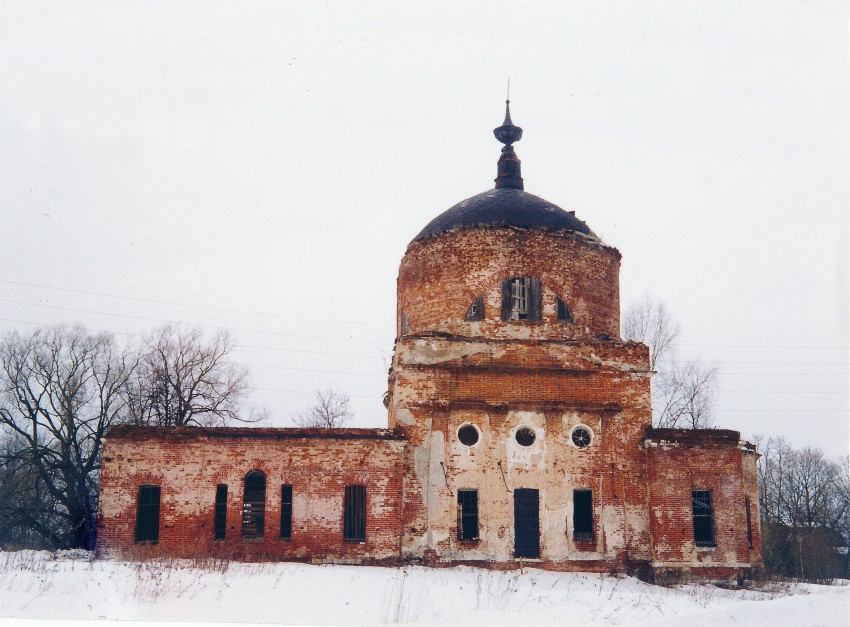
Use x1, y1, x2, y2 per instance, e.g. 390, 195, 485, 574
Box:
457, 424, 480, 447
515, 426, 536, 447
571, 426, 592, 449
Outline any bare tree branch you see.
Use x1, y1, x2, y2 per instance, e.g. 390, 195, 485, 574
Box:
291, 388, 353, 428
127, 324, 263, 427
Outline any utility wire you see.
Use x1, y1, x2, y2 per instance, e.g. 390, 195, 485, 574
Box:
0, 278, 394, 329
0, 298, 391, 346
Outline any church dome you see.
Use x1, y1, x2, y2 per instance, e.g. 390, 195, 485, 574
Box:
412, 99, 597, 244
412, 187, 597, 242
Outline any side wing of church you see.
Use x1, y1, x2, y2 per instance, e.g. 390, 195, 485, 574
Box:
96, 104, 763, 582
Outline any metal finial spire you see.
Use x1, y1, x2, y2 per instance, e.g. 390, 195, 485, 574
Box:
493, 90, 524, 190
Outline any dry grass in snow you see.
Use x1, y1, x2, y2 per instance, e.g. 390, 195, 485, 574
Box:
0, 551, 846, 626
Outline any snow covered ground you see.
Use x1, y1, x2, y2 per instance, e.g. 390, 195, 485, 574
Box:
0, 551, 846, 626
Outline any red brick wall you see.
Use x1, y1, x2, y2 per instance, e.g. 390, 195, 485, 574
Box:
397, 228, 621, 340
646, 434, 762, 574
97, 428, 406, 563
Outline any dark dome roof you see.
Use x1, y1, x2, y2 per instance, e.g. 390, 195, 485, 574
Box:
412, 188, 598, 243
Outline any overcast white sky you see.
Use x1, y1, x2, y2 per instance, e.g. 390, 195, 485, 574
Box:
0, 1, 847, 457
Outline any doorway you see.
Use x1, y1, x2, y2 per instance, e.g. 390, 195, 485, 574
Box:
514, 488, 540, 558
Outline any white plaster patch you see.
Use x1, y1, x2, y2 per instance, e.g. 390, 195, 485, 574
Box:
394, 407, 415, 426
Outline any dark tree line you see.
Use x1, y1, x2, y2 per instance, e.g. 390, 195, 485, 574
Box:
756, 435, 850, 580
0, 324, 260, 550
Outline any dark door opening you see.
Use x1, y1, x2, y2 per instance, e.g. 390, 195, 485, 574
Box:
514, 488, 540, 558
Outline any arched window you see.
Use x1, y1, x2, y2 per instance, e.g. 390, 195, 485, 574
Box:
242, 470, 266, 539
465, 296, 484, 321
557, 297, 574, 323
501, 277, 542, 322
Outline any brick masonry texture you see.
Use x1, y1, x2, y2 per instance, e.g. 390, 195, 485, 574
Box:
398, 227, 621, 341
98, 427, 405, 563
96, 219, 763, 581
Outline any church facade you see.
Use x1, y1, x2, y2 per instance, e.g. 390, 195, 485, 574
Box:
96, 105, 762, 582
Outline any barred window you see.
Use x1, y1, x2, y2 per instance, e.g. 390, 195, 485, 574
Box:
213, 484, 227, 540
457, 489, 479, 541
343, 485, 366, 542
135, 485, 161, 544
573, 489, 594, 543
281, 484, 293, 540
692, 489, 716, 547
242, 471, 266, 540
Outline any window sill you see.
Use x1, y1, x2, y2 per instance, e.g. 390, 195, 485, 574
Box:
695, 544, 717, 551
343, 539, 366, 544
242, 537, 265, 543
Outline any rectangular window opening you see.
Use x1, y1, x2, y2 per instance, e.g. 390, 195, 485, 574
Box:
573, 489, 594, 543
457, 489, 479, 541
692, 489, 716, 547
135, 484, 161, 544
213, 484, 227, 540
745, 495, 753, 550
510, 278, 529, 320
281, 484, 293, 540
343, 484, 366, 542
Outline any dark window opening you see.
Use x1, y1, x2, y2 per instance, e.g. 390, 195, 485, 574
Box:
501, 277, 542, 323
514, 488, 540, 558
557, 297, 574, 323
242, 471, 266, 539
573, 489, 594, 543
465, 295, 484, 321
281, 484, 293, 540
457, 489, 479, 541
745, 496, 753, 550
214, 484, 227, 540
343, 484, 366, 542
515, 426, 536, 447
457, 424, 480, 446
692, 489, 716, 547
135, 484, 161, 544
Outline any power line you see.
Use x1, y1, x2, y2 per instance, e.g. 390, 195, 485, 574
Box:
254, 387, 379, 399
673, 342, 848, 350
720, 391, 846, 395
0, 298, 391, 346
0, 318, 387, 360
0, 278, 395, 329
237, 362, 385, 378
711, 408, 847, 413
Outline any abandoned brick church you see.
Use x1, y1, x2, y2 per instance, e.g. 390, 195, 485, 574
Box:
97, 103, 763, 581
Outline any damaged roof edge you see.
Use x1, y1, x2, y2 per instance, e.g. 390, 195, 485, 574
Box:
644, 427, 757, 451
105, 425, 407, 441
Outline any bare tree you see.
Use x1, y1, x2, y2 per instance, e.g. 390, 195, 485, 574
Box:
622, 294, 680, 372
655, 360, 717, 428
292, 388, 353, 428
622, 294, 715, 428
128, 324, 263, 427
756, 436, 850, 579
0, 325, 134, 549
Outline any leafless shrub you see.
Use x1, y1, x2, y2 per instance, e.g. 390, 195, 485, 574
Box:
291, 388, 353, 428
